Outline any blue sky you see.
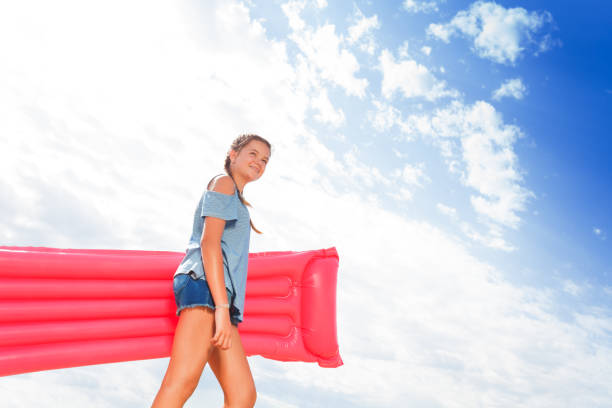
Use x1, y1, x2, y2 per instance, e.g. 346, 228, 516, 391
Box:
249, 0, 612, 298
1, 0, 611, 406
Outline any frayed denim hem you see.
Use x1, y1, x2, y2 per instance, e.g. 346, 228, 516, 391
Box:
175, 303, 216, 316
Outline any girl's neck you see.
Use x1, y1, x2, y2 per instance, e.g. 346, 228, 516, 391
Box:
228, 172, 246, 195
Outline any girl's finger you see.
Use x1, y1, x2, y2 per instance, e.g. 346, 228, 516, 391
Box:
212, 331, 225, 348
212, 330, 220, 345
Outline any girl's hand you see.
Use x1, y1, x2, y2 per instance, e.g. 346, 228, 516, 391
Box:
211, 308, 232, 350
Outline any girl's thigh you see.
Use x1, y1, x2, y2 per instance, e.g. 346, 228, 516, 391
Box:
164, 307, 216, 385
208, 325, 256, 403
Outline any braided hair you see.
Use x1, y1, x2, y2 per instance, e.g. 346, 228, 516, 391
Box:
223, 134, 271, 234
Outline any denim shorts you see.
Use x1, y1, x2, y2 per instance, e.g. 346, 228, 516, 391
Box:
173, 272, 240, 327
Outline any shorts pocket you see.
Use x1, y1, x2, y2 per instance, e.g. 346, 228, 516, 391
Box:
173, 274, 190, 296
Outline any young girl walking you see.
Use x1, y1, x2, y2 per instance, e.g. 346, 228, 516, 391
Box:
152, 134, 272, 408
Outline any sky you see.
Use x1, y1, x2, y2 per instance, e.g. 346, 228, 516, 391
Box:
0, 0, 611, 406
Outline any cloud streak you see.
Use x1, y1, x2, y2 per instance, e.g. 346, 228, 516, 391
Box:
493, 78, 528, 101
427, 1, 556, 65
378, 49, 459, 101
400, 100, 535, 236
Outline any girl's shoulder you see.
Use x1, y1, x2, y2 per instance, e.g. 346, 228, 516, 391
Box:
206, 174, 236, 196
200, 175, 239, 222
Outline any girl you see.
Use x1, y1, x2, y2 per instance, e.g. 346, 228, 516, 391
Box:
152, 134, 272, 408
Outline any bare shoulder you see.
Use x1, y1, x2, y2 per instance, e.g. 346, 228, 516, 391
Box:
208, 175, 235, 195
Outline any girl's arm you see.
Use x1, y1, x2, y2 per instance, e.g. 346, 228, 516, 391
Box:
200, 175, 235, 349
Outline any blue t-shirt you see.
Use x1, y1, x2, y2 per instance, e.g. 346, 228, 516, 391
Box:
174, 184, 251, 323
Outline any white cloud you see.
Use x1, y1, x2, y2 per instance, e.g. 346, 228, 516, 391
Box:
342, 146, 392, 189
387, 186, 415, 202
392, 147, 409, 159
282, 0, 307, 31
437, 202, 457, 218
311, 88, 345, 127
392, 162, 430, 187
398, 40, 410, 58
347, 11, 379, 44
421, 45, 432, 55
282, 1, 369, 98
387, 162, 430, 202
493, 78, 527, 100
593, 226, 607, 240
427, 1, 555, 65
563, 279, 584, 297
403, 0, 439, 14
0, 0, 316, 250
427, 22, 453, 42
460, 220, 516, 251
264, 203, 612, 406
400, 100, 535, 231
368, 99, 402, 132
378, 49, 459, 101
347, 7, 380, 55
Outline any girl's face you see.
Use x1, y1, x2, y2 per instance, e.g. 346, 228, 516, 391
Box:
231, 140, 270, 182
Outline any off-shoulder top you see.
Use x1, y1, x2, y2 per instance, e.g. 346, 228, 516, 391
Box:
174, 176, 251, 324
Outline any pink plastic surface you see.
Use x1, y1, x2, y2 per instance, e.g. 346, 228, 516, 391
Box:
0, 246, 342, 376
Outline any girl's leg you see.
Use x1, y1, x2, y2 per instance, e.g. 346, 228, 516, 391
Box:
151, 307, 216, 408
208, 325, 257, 408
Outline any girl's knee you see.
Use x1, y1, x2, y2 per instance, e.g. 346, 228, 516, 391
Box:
246, 388, 257, 407
161, 373, 201, 401
225, 387, 257, 408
